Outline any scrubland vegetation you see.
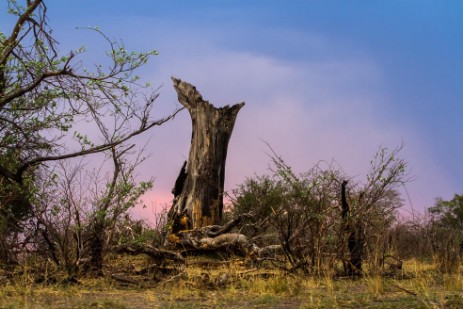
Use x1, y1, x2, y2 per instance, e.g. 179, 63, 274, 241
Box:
1, 1, 463, 308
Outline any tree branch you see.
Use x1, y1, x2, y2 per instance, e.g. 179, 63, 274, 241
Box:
16, 107, 184, 178
0, 0, 43, 66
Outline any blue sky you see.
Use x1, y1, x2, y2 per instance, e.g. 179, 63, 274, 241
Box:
2, 1, 463, 220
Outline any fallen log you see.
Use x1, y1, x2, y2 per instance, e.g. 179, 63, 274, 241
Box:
115, 243, 185, 263
177, 230, 249, 256
205, 213, 254, 237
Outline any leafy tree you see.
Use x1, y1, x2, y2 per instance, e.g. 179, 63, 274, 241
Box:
0, 0, 180, 265
427, 194, 463, 272
428, 194, 463, 230
230, 175, 285, 239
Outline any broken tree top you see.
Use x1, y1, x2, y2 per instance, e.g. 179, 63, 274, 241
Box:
171, 77, 245, 112
168, 77, 245, 230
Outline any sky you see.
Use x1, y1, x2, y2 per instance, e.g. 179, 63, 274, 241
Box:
2, 1, 463, 222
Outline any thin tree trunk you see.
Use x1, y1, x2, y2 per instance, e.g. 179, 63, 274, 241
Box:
168, 77, 244, 233
87, 221, 105, 275
341, 180, 364, 275
85, 147, 120, 275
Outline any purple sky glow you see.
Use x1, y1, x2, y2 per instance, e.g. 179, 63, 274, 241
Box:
2, 1, 462, 223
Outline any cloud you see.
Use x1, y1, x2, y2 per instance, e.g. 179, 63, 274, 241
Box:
117, 26, 452, 219
3, 2, 457, 221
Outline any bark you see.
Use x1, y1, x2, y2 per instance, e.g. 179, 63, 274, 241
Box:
172, 160, 187, 198
341, 180, 364, 275
168, 77, 244, 232
341, 180, 350, 221
86, 221, 105, 275
176, 230, 249, 257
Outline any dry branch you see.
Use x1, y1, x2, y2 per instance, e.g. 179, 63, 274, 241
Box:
206, 213, 254, 237
177, 231, 249, 256
115, 244, 185, 263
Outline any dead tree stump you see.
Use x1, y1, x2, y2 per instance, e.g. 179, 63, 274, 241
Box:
168, 77, 244, 235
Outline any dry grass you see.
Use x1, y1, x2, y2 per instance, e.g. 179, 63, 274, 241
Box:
1, 257, 462, 308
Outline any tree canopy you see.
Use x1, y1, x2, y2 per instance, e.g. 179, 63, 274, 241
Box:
429, 194, 463, 230
0, 0, 180, 267
0, 0, 179, 204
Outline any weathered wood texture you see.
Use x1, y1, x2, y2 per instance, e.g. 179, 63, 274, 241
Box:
169, 77, 244, 231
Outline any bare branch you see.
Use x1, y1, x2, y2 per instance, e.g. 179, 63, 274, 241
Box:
16, 107, 184, 178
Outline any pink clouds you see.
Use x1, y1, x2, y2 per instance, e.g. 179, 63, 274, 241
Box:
126, 43, 452, 221
2, 1, 458, 224
132, 190, 172, 224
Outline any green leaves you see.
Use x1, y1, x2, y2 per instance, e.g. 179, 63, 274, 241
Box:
0, 0, 163, 178
73, 132, 95, 149
0, 0, 179, 270
429, 194, 463, 230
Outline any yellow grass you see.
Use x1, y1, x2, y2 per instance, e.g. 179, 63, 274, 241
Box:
1, 257, 462, 308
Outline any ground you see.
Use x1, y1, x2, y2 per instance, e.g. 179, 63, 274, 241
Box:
1, 258, 462, 308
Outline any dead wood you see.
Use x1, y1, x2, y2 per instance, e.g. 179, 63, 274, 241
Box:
172, 160, 187, 198
256, 244, 282, 257
177, 230, 249, 256
186, 259, 231, 268
205, 213, 254, 237
239, 272, 277, 279
199, 233, 248, 248
168, 77, 245, 231
110, 274, 140, 285
115, 243, 185, 263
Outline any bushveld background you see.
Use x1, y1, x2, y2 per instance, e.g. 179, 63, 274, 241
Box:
1, 1, 463, 308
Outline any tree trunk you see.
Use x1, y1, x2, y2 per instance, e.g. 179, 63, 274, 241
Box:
168, 77, 244, 233
85, 220, 105, 276
341, 180, 364, 276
